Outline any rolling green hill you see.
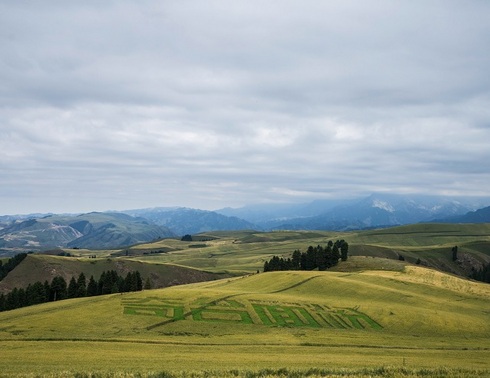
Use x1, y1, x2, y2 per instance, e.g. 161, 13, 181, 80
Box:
124, 224, 490, 278
2, 223, 489, 302
0, 254, 227, 294
0, 267, 489, 376
1, 224, 490, 376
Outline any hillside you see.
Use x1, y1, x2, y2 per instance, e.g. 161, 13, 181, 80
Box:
2, 223, 487, 296
122, 224, 490, 279
0, 267, 488, 375
0, 254, 226, 294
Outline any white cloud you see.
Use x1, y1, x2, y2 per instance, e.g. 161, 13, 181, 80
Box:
1, 1, 489, 214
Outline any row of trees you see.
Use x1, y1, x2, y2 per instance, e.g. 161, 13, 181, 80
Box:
0, 270, 146, 313
264, 240, 348, 272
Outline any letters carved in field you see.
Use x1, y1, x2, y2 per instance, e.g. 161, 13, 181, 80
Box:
122, 297, 382, 330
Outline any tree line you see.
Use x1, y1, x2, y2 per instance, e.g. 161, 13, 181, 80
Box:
0, 270, 146, 313
263, 240, 348, 272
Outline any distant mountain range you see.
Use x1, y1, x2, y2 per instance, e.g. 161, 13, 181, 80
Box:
217, 193, 490, 230
1, 193, 489, 255
431, 205, 490, 223
123, 207, 255, 235
0, 212, 174, 253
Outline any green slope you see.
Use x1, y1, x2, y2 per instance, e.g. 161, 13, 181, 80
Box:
0, 254, 227, 294
0, 267, 489, 375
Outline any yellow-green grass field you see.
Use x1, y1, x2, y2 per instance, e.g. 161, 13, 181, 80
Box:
118, 224, 490, 275
52, 224, 490, 278
1, 265, 489, 377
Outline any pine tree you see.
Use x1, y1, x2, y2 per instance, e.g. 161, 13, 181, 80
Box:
124, 272, 135, 292
292, 250, 301, 269
87, 275, 98, 297
135, 271, 143, 291
43, 280, 51, 302
50, 276, 67, 301
67, 277, 78, 299
330, 244, 340, 267
6, 288, 20, 310
0, 293, 5, 312
452, 246, 458, 261
26, 281, 46, 305
263, 260, 270, 272
76, 272, 87, 297
340, 240, 349, 262
111, 282, 119, 294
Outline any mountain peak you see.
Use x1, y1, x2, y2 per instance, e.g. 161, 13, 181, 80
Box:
371, 199, 395, 213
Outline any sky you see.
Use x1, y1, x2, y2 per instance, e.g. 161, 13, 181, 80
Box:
1, 1, 490, 215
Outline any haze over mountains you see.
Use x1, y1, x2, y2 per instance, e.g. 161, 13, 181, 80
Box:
222, 193, 490, 231
1, 193, 490, 255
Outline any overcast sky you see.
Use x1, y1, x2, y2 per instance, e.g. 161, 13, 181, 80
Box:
1, 1, 490, 214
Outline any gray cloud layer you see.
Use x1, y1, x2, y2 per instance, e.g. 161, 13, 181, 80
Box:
1, 1, 489, 214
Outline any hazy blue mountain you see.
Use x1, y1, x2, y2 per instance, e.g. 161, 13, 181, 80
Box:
124, 207, 256, 235
0, 212, 174, 253
219, 194, 490, 231
217, 199, 349, 225
432, 206, 490, 223
2, 194, 489, 255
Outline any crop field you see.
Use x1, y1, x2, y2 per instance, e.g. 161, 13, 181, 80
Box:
1, 265, 489, 377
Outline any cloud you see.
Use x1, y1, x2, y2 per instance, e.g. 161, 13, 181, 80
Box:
1, 1, 490, 214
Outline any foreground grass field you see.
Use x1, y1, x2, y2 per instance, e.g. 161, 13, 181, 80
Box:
1, 263, 489, 377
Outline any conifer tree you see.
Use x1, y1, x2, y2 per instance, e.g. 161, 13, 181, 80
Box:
452, 246, 458, 261
50, 276, 67, 301
86, 275, 98, 297
76, 272, 87, 297
0, 293, 5, 312
67, 277, 78, 299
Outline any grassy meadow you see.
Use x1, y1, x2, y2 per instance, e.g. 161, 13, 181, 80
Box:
1, 224, 490, 376
1, 263, 489, 376
122, 223, 490, 275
